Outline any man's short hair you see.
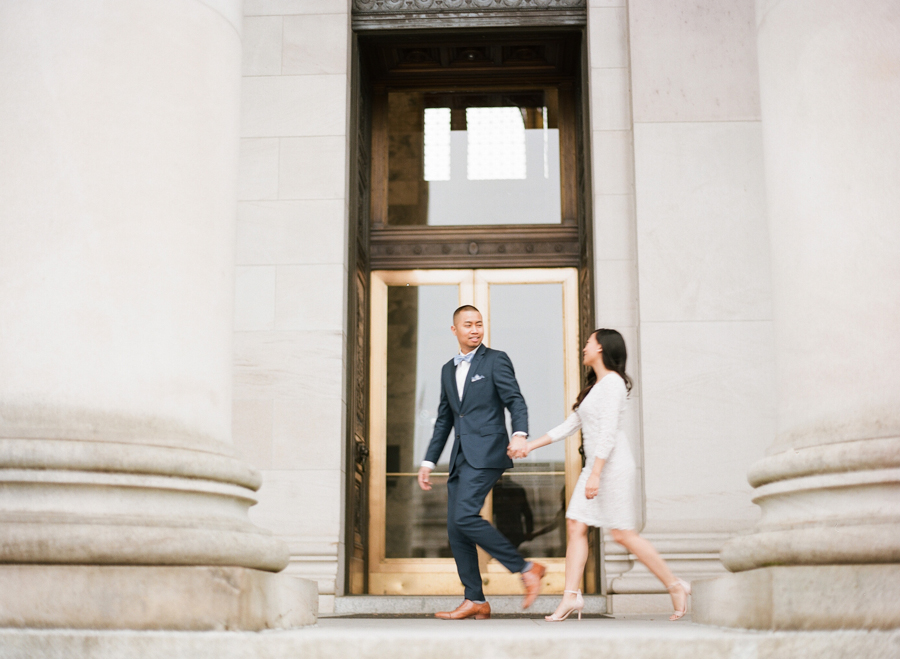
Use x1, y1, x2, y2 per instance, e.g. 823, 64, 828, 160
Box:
453, 305, 481, 325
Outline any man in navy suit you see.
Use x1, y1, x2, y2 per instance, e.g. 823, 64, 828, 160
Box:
417, 305, 545, 620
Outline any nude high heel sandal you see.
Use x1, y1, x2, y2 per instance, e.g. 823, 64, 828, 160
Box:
667, 579, 691, 621
544, 590, 584, 622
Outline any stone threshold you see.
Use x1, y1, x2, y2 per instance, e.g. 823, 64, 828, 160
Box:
331, 594, 608, 616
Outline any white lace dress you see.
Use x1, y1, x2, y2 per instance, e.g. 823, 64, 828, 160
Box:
547, 372, 636, 530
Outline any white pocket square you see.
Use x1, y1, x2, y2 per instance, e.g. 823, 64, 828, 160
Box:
471, 374, 485, 382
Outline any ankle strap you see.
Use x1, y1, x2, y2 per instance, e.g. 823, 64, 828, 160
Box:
563, 589, 582, 594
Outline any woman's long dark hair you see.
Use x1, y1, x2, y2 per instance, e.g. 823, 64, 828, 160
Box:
573, 328, 633, 410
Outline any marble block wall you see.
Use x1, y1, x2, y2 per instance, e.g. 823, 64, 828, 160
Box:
588, 0, 776, 598
235, 0, 352, 613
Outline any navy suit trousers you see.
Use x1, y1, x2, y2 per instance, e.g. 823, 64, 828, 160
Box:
447, 447, 528, 601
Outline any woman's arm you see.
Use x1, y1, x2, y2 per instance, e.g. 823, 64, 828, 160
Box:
524, 433, 553, 455
509, 408, 583, 458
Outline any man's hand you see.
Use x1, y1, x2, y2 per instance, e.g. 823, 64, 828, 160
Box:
507, 435, 529, 459
417, 465, 433, 491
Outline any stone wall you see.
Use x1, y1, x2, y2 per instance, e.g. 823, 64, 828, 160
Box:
235, 0, 352, 613
588, 0, 776, 608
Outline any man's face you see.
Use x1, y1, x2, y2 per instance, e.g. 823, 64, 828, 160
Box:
451, 310, 484, 352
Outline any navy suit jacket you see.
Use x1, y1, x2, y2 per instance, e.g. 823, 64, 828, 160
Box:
423, 344, 528, 471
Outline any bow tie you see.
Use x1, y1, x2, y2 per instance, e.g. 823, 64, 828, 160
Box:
454, 352, 475, 366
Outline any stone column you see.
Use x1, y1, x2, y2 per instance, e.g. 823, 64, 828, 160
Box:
0, 0, 313, 629
695, 0, 900, 630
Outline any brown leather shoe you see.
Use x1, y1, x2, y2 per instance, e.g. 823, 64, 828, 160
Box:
435, 599, 492, 620
521, 562, 546, 610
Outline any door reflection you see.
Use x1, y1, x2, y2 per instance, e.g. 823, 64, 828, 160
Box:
383, 282, 569, 560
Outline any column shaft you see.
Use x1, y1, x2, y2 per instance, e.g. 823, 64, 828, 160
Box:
721, 0, 900, 573
0, 0, 287, 572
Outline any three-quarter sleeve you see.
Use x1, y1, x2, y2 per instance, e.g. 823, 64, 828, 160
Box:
546, 410, 582, 443
589, 377, 626, 461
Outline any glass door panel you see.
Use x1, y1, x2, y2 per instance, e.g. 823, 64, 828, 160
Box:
384, 283, 459, 559
369, 269, 581, 595
487, 283, 567, 559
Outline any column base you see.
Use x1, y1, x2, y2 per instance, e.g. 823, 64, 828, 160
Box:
0, 565, 317, 630
693, 564, 900, 630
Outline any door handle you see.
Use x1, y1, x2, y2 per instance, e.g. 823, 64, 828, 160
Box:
355, 440, 370, 471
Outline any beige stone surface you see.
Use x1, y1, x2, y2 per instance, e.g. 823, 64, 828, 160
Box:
241, 75, 347, 138
639, 321, 774, 530
242, 16, 283, 76
694, 565, 900, 630
590, 68, 631, 132
282, 14, 349, 75
236, 200, 346, 265
251, 470, 342, 541
244, 0, 348, 15
232, 399, 274, 470
234, 266, 277, 331
278, 135, 348, 199
608, 593, 683, 615
591, 130, 634, 195
633, 121, 771, 323
233, 331, 343, 400
274, 264, 346, 331
593, 194, 636, 261
271, 397, 343, 469
0, 566, 316, 631
594, 260, 638, 328
238, 138, 280, 200
588, 6, 629, 68
629, 0, 761, 123
1, 618, 898, 659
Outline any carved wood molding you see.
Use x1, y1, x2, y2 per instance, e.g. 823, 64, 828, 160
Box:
353, 0, 586, 29
370, 225, 580, 269
353, 0, 585, 12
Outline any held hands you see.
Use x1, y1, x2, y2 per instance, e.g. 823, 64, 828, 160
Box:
417, 466, 433, 491
507, 435, 530, 459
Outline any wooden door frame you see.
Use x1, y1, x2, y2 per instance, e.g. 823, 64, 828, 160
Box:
367, 268, 581, 595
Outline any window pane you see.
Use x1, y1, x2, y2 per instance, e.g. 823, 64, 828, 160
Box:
466, 107, 526, 180
423, 108, 451, 182
386, 90, 562, 226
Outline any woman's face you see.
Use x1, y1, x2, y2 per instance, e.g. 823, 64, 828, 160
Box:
582, 333, 602, 367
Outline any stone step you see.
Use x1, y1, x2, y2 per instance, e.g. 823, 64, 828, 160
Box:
332, 594, 608, 616
2, 619, 897, 659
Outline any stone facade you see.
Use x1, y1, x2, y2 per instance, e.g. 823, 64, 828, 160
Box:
0, 0, 896, 633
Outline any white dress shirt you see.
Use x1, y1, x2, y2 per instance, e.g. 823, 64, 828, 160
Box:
421, 346, 525, 471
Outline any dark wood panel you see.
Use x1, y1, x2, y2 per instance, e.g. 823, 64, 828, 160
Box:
370, 225, 579, 269
369, 88, 389, 230
359, 30, 582, 88
346, 36, 372, 595
559, 83, 578, 226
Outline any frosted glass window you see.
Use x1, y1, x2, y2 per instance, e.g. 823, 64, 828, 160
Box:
466, 107, 526, 181
423, 108, 451, 182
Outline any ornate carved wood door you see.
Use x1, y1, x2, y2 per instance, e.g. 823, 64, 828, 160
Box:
346, 28, 601, 595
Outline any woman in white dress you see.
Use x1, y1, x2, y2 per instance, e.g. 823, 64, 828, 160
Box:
508, 329, 690, 621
